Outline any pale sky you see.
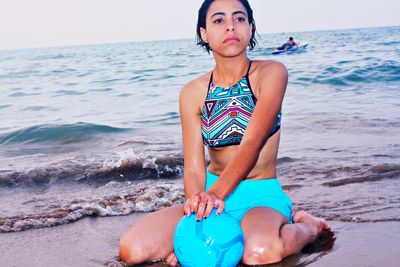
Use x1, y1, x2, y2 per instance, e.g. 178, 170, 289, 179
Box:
0, 0, 399, 50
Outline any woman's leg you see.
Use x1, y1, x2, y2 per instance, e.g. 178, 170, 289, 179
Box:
240, 207, 330, 265
119, 205, 184, 265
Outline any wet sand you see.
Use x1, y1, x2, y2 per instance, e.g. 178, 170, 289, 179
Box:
0, 214, 399, 267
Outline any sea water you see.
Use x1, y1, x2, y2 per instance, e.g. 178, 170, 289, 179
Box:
0, 26, 399, 232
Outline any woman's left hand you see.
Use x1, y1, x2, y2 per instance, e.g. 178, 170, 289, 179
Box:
184, 191, 224, 221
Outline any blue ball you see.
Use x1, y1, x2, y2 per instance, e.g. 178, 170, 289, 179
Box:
173, 209, 244, 267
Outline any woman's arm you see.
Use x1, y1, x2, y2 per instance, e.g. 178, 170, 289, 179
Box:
179, 81, 207, 199
208, 61, 288, 199
180, 79, 225, 220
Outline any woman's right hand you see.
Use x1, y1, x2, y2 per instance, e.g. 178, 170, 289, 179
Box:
183, 191, 224, 221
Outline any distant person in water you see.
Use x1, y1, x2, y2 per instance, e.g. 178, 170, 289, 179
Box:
273, 37, 298, 51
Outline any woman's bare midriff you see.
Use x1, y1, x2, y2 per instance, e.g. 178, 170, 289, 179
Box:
207, 131, 281, 180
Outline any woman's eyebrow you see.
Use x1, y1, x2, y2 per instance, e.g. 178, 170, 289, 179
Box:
211, 12, 226, 18
232, 11, 247, 16
210, 10, 247, 18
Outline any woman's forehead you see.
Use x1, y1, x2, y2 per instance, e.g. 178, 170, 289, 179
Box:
207, 0, 247, 17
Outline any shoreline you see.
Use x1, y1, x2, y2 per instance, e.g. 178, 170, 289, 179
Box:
1, 214, 399, 267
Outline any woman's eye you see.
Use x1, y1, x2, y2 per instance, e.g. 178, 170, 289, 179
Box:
214, 18, 223, 24
236, 17, 246, 22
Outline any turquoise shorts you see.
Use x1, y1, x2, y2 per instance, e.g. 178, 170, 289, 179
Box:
205, 171, 293, 223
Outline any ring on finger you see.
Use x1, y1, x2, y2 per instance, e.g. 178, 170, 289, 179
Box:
213, 199, 220, 208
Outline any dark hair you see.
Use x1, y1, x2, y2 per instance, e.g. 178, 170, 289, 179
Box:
196, 0, 258, 53
289, 37, 294, 41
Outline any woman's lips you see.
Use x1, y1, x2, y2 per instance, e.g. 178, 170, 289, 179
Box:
223, 36, 240, 44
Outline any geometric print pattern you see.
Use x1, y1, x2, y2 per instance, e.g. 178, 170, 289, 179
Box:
201, 75, 282, 147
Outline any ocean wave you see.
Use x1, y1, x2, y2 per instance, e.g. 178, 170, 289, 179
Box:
320, 214, 400, 223
295, 201, 400, 224
1, 160, 399, 232
344, 60, 400, 83
21, 106, 58, 112
0, 104, 12, 109
0, 123, 129, 145
322, 164, 400, 187
53, 89, 86, 96
277, 156, 297, 164
0, 181, 185, 232
134, 112, 180, 124
0, 153, 183, 187
377, 40, 400, 46
8, 91, 41, 97
312, 60, 400, 86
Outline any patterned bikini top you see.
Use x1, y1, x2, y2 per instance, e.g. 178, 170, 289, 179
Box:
201, 62, 281, 147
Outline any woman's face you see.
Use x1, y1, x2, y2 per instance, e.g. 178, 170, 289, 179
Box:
200, 0, 252, 57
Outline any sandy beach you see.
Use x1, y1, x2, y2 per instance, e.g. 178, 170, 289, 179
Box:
1, 26, 399, 267
1, 214, 399, 267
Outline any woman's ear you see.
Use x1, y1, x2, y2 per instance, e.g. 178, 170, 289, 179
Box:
200, 27, 209, 44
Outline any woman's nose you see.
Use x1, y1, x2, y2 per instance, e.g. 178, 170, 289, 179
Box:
226, 22, 235, 32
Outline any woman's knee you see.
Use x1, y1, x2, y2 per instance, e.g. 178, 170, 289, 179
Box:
118, 205, 183, 264
119, 232, 148, 264
242, 238, 285, 265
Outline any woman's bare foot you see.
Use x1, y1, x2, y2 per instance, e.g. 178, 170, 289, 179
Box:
293, 210, 331, 239
165, 252, 178, 266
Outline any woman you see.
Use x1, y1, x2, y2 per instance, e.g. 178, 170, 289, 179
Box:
119, 0, 330, 265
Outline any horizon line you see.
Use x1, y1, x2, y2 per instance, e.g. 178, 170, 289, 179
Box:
1, 24, 398, 52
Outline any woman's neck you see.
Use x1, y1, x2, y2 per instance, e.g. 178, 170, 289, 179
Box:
212, 54, 250, 87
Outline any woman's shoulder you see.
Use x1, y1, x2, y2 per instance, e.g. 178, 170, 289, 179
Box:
180, 71, 211, 101
251, 60, 288, 77
248, 60, 288, 97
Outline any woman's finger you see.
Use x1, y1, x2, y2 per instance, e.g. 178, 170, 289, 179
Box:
215, 199, 225, 215
203, 197, 215, 219
213, 199, 220, 208
183, 200, 191, 217
195, 193, 209, 221
190, 194, 199, 214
